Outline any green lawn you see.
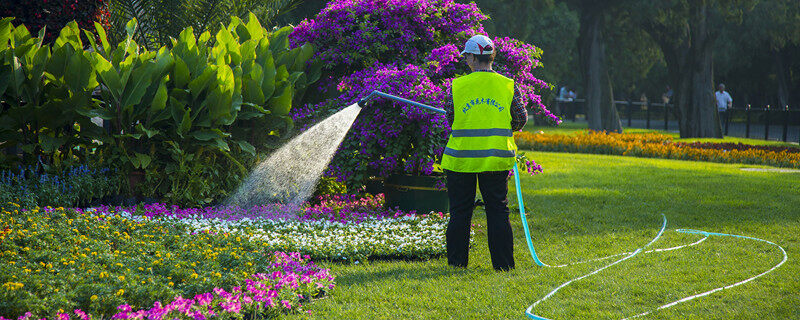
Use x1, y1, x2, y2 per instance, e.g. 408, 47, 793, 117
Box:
287, 151, 799, 319
525, 121, 800, 148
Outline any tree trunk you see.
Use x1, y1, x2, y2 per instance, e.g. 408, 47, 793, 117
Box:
578, 6, 622, 133
651, 3, 721, 138
774, 49, 790, 109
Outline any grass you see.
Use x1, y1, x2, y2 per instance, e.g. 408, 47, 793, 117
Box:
286, 151, 800, 319
525, 121, 800, 148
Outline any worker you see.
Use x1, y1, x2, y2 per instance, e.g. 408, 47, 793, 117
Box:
441, 35, 528, 271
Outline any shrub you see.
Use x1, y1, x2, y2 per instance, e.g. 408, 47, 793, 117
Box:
289, 0, 559, 190
0, 15, 320, 206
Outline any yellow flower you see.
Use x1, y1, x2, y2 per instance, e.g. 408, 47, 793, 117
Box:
191, 273, 199, 279
168, 282, 174, 286
118, 275, 125, 281
116, 289, 124, 296
90, 295, 98, 301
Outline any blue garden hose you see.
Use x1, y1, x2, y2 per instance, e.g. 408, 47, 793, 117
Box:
360, 90, 544, 265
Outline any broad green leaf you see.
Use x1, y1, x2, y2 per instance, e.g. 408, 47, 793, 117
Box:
133, 152, 151, 169
55, 21, 82, 49
120, 62, 156, 109
244, 12, 264, 41
190, 129, 230, 141
198, 31, 211, 44
178, 27, 196, 50
125, 18, 138, 38
268, 26, 292, 53
173, 56, 190, 88
211, 138, 230, 151
65, 49, 94, 93
0, 18, 13, 48
268, 84, 293, 116
179, 107, 192, 137
135, 123, 160, 138
90, 52, 123, 104
6, 54, 25, 99
235, 140, 256, 156
94, 22, 111, 56
188, 68, 215, 100
292, 43, 315, 71
150, 76, 168, 112
39, 135, 67, 153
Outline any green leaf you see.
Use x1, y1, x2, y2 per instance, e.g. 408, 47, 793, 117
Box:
135, 123, 160, 138
244, 12, 264, 41
94, 22, 111, 56
125, 18, 139, 38
39, 135, 67, 153
90, 52, 123, 104
54, 21, 82, 49
190, 129, 230, 141
268, 84, 293, 116
65, 49, 94, 93
173, 56, 190, 88
235, 140, 256, 156
150, 76, 168, 112
133, 152, 152, 169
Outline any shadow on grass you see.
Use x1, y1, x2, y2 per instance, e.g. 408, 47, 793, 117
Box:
334, 264, 468, 286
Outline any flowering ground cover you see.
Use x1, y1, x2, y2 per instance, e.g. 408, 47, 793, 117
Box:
0, 193, 456, 319
0, 204, 335, 320
96, 194, 453, 262
515, 130, 800, 168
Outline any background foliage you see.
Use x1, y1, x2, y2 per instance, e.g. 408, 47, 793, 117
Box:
0, 13, 319, 207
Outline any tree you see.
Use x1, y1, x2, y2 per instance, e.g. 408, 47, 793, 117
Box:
572, 0, 623, 132
715, 0, 800, 108
636, 0, 756, 138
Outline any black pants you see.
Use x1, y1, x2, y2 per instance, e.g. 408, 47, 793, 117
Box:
445, 170, 515, 271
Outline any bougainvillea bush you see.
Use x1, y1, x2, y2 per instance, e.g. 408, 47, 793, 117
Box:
0, 204, 334, 319
289, 0, 559, 190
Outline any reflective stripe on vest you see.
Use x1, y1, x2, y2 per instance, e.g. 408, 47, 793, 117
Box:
444, 148, 515, 158
441, 72, 517, 173
450, 128, 513, 138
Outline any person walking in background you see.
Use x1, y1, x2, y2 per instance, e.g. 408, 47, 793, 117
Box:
441, 34, 527, 271
662, 85, 673, 104
716, 83, 733, 129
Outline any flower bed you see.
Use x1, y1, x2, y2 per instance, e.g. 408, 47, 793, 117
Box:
90, 194, 452, 262
515, 130, 800, 168
0, 204, 334, 320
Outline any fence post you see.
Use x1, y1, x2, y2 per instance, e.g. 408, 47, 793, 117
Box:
764, 105, 770, 140
627, 99, 633, 127
645, 101, 651, 129
724, 108, 731, 135
782, 105, 789, 142
664, 104, 669, 130
572, 101, 578, 122
745, 104, 751, 138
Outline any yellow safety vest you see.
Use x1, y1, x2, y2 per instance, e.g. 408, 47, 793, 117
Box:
441, 72, 517, 172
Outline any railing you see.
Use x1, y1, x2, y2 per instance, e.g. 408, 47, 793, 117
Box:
555, 99, 676, 131
554, 100, 800, 143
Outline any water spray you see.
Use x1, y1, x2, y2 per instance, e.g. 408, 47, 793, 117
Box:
359, 90, 787, 319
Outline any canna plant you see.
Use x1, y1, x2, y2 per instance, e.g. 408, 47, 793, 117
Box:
0, 13, 319, 206
83, 14, 319, 205
0, 18, 104, 169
